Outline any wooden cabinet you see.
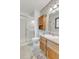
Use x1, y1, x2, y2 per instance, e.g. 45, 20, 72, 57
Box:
39, 15, 46, 30
40, 37, 47, 56
40, 36, 59, 59
47, 41, 59, 59
47, 47, 59, 59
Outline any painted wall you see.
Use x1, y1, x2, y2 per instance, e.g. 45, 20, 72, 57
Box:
20, 16, 26, 44
20, 13, 34, 45
25, 16, 34, 41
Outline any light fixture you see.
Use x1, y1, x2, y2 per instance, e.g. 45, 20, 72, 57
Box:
51, 7, 59, 13
51, 10, 55, 13
48, 3, 59, 14
49, 8, 52, 12
53, 3, 59, 9
53, 4, 57, 9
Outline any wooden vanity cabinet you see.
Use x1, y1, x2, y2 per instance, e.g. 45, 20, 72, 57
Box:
39, 15, 46, 30
40, 36, 59, 59
47, 41, 59, 59
47, 47, 59, 59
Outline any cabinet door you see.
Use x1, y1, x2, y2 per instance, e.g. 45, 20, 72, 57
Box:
47, 47, 59, 59
40, 37, 47, 56
40, 41, 44, 51
47, 41, 59, 54
39, 15, 46, 30
40, 42, 47, 55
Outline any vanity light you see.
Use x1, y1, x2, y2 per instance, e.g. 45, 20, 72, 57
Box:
51, 10, 55, 13
53, 4, 57, 9
48, 3, 59, 14
49, 8, 52, 12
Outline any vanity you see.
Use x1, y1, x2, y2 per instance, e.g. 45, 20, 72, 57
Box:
40, 34, 59, 59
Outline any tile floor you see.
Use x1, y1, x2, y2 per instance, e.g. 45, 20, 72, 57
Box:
20, 45, 33, 59
20, 41, 47, 59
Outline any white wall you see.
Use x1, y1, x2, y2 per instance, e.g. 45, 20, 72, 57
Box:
20, 12, 34, 45
25, 16, 34, 41
20, 16, 26, 43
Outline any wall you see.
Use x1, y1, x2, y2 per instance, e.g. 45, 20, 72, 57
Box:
20, 12, 34, 46
48, 11, 59, 36
20, 16, 26, 44
25, 16, 34, 41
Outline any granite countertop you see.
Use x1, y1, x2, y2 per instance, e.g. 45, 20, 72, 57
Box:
40, 34, 59, 44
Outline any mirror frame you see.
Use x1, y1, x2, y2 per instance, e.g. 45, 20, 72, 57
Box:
55, 17, 59, 29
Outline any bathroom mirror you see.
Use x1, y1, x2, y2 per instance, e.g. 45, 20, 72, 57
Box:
55, 17, 59, 29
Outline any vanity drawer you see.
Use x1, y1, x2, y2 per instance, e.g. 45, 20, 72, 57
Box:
40, 37, 47, 56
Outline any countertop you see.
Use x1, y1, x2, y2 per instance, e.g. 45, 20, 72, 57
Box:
40, 34, 59, 44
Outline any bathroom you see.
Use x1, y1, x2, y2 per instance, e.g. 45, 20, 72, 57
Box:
0, 0, 78, 59
20, 0, 59, 59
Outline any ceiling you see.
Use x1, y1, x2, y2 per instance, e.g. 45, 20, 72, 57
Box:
20, 0, 51, 15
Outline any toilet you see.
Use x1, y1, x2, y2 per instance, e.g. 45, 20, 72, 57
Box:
32, 37, 40, 48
